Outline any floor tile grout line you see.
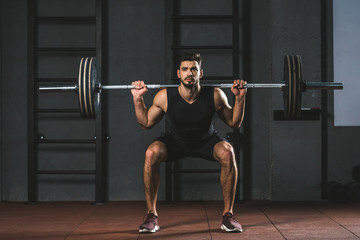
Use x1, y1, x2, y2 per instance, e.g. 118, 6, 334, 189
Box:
203, 201, 213, 240
315, 207, 360, 239
137, 231, 140, 240
258, 205, 288, 240
64, 204, 101, 240
137, 225, 141, 240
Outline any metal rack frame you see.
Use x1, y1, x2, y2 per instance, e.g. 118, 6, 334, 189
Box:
27, 0, 107, 204
164, 0, 251, 202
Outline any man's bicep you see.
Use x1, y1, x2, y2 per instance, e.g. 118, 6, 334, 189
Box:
215, 89, 233, 125
147, 90, 166, 127
217, 105, 232, 124
147, 105, 165, 126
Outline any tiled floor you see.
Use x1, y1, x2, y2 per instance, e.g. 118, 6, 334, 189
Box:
0, 201, 359, 240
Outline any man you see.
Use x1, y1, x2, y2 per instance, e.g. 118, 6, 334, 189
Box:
131, 52, 246, 233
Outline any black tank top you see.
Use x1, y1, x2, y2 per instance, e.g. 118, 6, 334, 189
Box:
166, 87, 215, 142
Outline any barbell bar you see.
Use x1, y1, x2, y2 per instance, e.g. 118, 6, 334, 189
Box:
39, 83, 287, 92
38, 55, 343, 119
39, 82, 343, 92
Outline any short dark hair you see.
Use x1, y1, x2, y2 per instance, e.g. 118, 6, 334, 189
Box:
177, 52, 202, 69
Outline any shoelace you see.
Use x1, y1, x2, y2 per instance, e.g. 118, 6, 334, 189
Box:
223, 212, 239, 224
223, 212, 233, 218
142, 213, 157, 222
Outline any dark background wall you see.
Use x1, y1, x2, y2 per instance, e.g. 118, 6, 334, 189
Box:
1, 0, 359, 202
0, 0, 1, 200
1, 0, 29, 201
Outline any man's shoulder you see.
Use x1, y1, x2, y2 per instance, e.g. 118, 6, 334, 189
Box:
213, 87, 228, 111
156, 88, 167, 98
213, 87, 224, 98
153, 89, 167, 109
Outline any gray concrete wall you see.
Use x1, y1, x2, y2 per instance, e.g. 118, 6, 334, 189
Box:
1, 0, 359, 202
269, 0, 322, 200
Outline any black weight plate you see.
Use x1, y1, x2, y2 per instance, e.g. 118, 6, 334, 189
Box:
87, 57, 98, 119
284, 55, 300, 119
326, 181, 350, 203
82, 57, 90, 118
78, 57, 86, 118
78, 57, 98, 119
347, 181, 360, 203
87, 57, 95, 118
283, 55, 291, 118
294, 55, 303, 118
289, 56, 296, 118
90, 57, 100, 119
353, 164, 360, 181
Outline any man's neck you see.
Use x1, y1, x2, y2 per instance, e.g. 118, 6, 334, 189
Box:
178, 83, 201, 103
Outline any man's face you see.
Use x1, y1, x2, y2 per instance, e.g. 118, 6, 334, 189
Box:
177, 61, 203, 89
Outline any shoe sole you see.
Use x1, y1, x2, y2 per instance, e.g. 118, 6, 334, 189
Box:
139, 225, 160, 233
221, 224, 243, 232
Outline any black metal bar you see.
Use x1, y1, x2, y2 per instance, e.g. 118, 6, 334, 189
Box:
172, 15, 233, 20
36, 170, 96, 174
165, 162, 173, 202
95, 0, 107, 204
242, 0, 252, 202
27, 0, 38, 204
36, 47, 96, 52
35, 109, 80, 113
35, 17, 96, 23
273, 109, 321, 121
232, 0, 242, 202
165, 0, 175, 203
35, 139, 96, 144
171, 169, 220, 174
27, 0, 100, 203
321, 0, 331, 199
172, 45, 233, 50
36, 78, 77, 83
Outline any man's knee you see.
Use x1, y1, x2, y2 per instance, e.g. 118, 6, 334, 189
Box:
145, 141, 167, 166
214, 142, 237, 168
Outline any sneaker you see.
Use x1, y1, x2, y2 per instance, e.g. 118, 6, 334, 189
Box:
139, 213, 160, 233
221, 212, 243, 232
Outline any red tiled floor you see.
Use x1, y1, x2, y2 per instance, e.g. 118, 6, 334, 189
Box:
0, 201, 359, 240
280, 229, 358, 240
206, 201, 286, 240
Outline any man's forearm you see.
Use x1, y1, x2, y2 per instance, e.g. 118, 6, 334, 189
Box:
232, 95, 246, 128
133, 96, 149, 128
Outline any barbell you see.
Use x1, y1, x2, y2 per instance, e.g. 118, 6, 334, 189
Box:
38, 55, 343, 119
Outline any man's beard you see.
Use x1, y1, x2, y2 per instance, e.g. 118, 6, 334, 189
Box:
180, 77, 198, 89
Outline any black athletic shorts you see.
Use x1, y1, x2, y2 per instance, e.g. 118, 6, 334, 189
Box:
154, 131, 227, 162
